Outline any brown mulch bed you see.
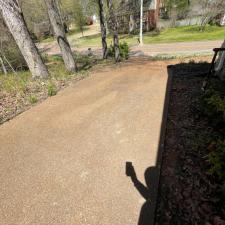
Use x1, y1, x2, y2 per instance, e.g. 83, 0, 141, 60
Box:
156, 62, 225, 225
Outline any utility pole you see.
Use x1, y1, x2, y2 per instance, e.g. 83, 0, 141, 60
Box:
140, 0, 143, 45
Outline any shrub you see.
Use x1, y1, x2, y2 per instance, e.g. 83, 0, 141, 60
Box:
208, 140, 225, 192
28, 95, 38, 104
201, 81, 225, 127
47, 82, 57, 96
108, 42, 130, 60
202, 80, 225, 194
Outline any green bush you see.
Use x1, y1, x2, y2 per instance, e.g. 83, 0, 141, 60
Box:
201, 80, 225, 194
202, 92, 225, 126
47, 82, 57, 96
201, 81, 225, 127
208, 140, 225, 192
108, 42, 130, 60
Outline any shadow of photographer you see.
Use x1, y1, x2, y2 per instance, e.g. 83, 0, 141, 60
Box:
126, 162, 159, 225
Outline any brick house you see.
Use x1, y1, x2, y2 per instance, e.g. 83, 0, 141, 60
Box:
116, 0, 161, 34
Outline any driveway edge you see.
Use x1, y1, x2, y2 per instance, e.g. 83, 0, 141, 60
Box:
152, 66, 174, 225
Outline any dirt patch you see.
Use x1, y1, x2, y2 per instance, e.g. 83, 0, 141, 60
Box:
156, 62, 225, 225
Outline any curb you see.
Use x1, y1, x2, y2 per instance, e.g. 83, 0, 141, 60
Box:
152, 66, 174, 225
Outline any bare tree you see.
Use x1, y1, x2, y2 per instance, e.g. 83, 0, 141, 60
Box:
44, 0, 77, 72
0, 0, 49, 78
107, 0, 120, 62
199, 0, 225, 31
98, 0, 108, 59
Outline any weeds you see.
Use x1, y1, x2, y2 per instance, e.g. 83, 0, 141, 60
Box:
47, 82, 57, 96
28, 95, 38, 104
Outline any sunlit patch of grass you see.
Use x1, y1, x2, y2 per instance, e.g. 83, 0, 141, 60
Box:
0, 54, 100, 97
144, 25, 225, 43
28, 95, 38, 104
73, 25, 225, 47
0, 71, 30, 93
41, 26, 91, 43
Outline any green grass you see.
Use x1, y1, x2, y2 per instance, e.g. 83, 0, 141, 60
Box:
0, 71, 30, 93
28, 95, 38, 104
0, 53, 104, 98
144, 25, 225, 44
41, 26, 90, 43
74, 25, 225, 47
47, 82, 57, 96
0, 56, 76, 95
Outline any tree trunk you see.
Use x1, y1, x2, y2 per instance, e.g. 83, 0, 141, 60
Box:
107, 0, 120, 62
98, 0, 108, 59
44, 0, 77, 72
0, 0, 49, 78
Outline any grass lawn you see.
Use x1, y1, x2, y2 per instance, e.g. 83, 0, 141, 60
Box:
41, 26, 90, 43
144, 25, 225, 43
74, 25, 225, 47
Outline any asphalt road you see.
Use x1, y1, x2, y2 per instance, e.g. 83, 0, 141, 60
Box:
39, 40, 224, 57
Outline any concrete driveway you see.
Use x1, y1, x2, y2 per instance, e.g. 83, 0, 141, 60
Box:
0, 60, 169, 225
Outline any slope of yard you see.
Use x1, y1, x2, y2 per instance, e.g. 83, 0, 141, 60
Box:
71, 25, 225, 47
0, 55, 102, 124
144, 25, 225, 44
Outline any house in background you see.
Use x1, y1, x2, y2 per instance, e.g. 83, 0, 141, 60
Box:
116, 0, 161, 34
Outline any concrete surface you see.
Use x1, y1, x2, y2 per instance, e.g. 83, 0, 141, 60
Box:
0, 59, 169, 225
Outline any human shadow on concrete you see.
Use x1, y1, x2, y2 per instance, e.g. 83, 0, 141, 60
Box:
126, 61, 172, 225
125, 62, 172, 225
125, 60, 212, 225
125, 61, 212, 225
126, 163, 159, 225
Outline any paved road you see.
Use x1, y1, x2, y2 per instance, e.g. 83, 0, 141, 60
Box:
131, 40, 224, 57
0, 60, 169, 225
39, 40, 224, 57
